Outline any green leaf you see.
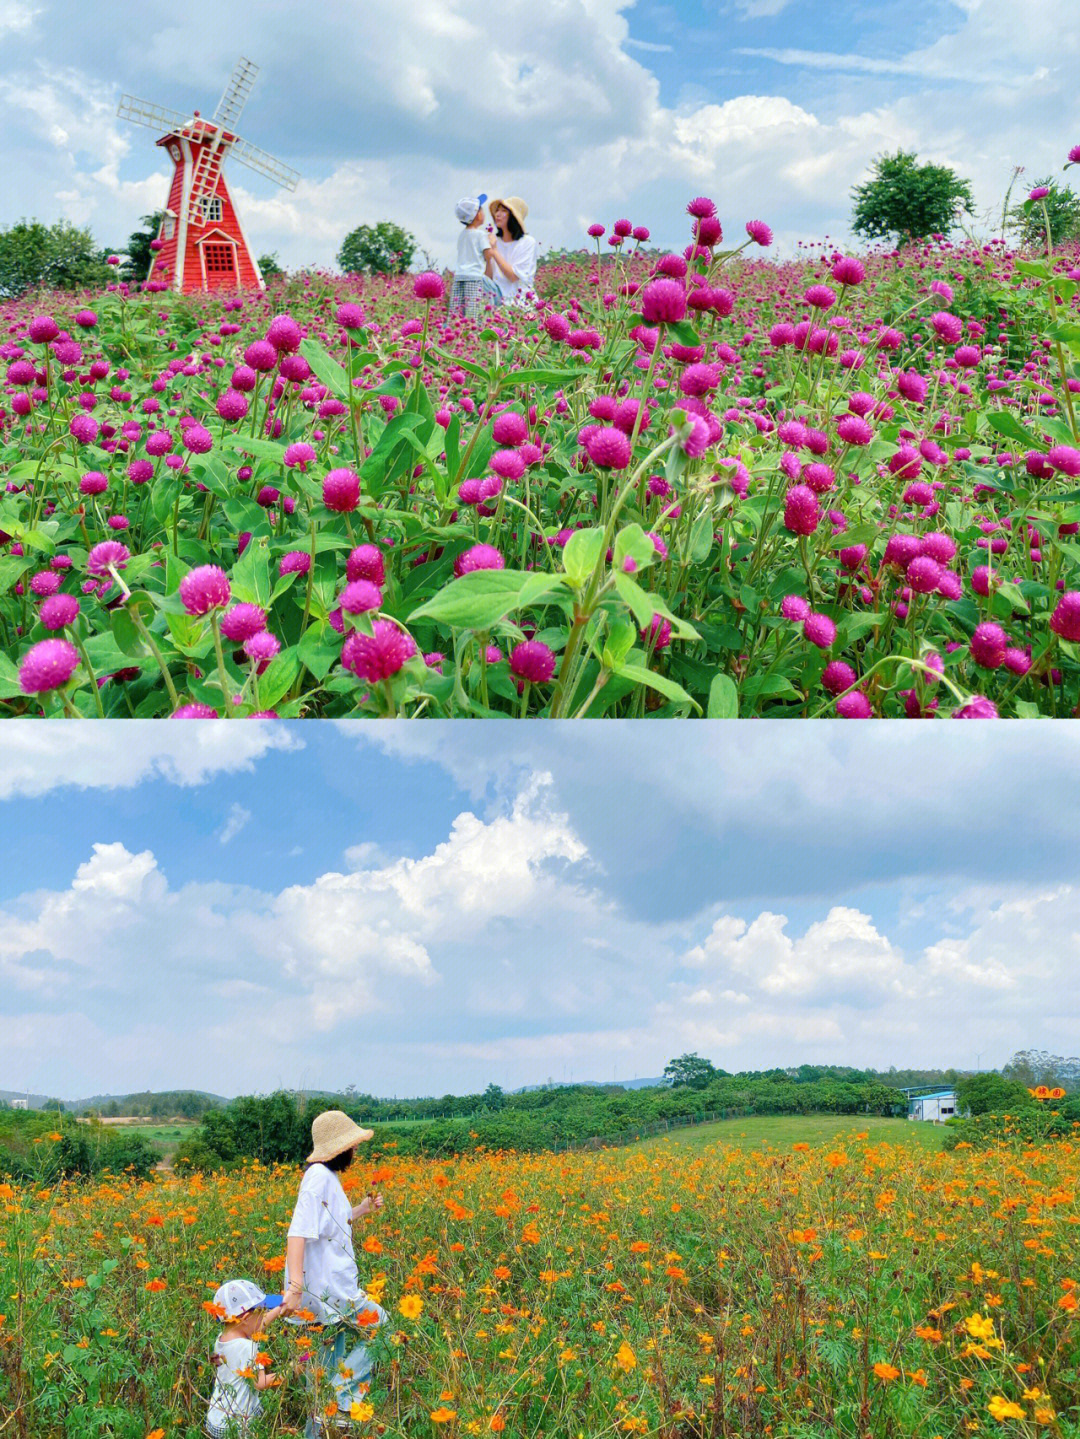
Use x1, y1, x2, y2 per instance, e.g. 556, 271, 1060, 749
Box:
360, 411, 427, 496
255, 649, 301, 710
601, 617, 637, 669
191, 454, 234, 500
409, 569, 538, 630
996, 581, 1030, 614
707, 673, 739, 718
0, 652, 24, 701
614, 523, 657, 574
986, 411, 1043, 450
665, 320, 702, 348
562, 527, 605, 587
220, 434, 289, 464
231, 538, 272, 607
0, 555, 32, 593
444, 414, 461, 483
1015, 259, 1051, 279
687, 510, 714, 564
614, 660, 699, 712
613, 570, 655, 628
300, 338, 350, 399
500, 367, 582, 388
298, 622, 341, 681
828, 523, 878, 551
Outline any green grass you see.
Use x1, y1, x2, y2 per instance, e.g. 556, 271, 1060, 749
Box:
635, 1113, 949, 1154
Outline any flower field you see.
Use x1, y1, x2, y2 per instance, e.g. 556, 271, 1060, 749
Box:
3, 196, 1080, 717
3, 1127, 1078, 1437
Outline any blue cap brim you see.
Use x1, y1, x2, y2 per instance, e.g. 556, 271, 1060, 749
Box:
477, 194, 488, 205
262, 1294, 282, 1309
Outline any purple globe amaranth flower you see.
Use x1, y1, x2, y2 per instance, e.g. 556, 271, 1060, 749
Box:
906, 555, 942, 593
146, 429, 173, 456
836, 414, 873, 446
822, 660, 858, 695
413, 271, 445, 301
639, 279, 687, 325
930, 311, 963, 344
804, 284, 837, 310
1029, 186, 1050, 201
587, 223, 605, 238
1049, 591, 1080, 641
342, 620, 417, 682
780, 594, 811, 622
883, 533, 920, 569
86, 540, 131, 576
266, 314, 302, 352
337, 303, 365, 330
896, 370, 928, 403
338, 580, 382, 614
686, 196, 717, 219
179, 564, 231, 616
171, 703, 219, 718
284, 441, 317, 470
244, 339, 278, 372
279, 551, 312, 577
490, 448, 526, 481
216, 389, 249, 422
39, 593, 80, 630
509, 640, 556, 683
642, 614, 672, 651
346, 545, 386, 585
30, 570, 61, 598
836, 691, 872, 717
220, 603, 267, 643
492, 410, 528, 446
803, 612, 836, 649
28, 315, 59, 344
970, 621, 1008, 668
971, 564, 997, 597
243, 630, 281, 664
954, 695, 999, 719
69, 413, 99, 445
19, 637, 79, 694
182, 423, 214, 454
1047, 445, 1080, 476
7, 359, 36, 384
920, 531, 957, 563
783, 484, 820, 536
745, 219, 773, 246
801, 462, 835, 494
582, 426, 632, 470
455, 544, 505, 576
830, 256, 865, 286
1004, 647, 1031, 676
323, 467, 361, 512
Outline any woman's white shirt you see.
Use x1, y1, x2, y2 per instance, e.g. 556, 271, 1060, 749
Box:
284, 1163, 367, 1324
206, 1336, 262, 1431
493, 235, 538, 302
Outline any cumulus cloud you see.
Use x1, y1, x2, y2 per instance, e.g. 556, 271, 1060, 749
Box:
0, 726, 302, 799
219, 804, 252, 845
1, 0, 1075, 266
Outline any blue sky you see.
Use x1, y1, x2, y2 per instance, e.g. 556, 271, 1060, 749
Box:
1, 724, 1077, 1102
0, 0, 1074, 268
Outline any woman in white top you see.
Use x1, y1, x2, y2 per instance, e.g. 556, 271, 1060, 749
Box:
488, 196, 539, 305
279, 1111, 387, 1436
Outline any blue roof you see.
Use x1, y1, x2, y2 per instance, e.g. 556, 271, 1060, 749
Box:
910, 1090, 956, 1101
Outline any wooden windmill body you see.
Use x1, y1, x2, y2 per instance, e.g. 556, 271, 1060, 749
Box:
118, 59, 299, 294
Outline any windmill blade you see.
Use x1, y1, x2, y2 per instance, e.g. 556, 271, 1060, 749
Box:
117, 94, 192, 134
230, 135, 300, 191
213, 56, 259, 131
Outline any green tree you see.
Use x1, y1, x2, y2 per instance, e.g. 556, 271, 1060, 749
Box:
258, 251, 285, 279
120, 212, 164, 284
662, 1053, 717, 1090
483, 1083, 506, 1111
0, 218, 112, 298
1008, 179, 1080, 251
337, 221, 417, 276
956, 1072, 1036, 1116
851, 151, 974, 245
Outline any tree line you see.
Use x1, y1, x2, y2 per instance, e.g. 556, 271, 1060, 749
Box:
3, 153, 1078, 298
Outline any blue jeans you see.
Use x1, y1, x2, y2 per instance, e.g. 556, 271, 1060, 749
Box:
302, 1302, 388, 1436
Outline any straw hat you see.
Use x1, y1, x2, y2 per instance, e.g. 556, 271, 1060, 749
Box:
490, 196, 529, 231
305, 1109, 374, 1164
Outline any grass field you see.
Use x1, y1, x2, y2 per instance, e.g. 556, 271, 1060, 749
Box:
635, 1112, 949, 1153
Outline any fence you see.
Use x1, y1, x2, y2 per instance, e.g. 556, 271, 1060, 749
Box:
549, 1107, 752, 1155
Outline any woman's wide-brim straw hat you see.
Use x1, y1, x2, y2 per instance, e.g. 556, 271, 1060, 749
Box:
306, 1109, 374, 1164
490, 196, 529, 230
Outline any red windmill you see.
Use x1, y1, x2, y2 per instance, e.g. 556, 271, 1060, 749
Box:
117, 58, 299, 295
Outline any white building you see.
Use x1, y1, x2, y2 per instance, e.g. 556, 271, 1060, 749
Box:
11, 1098, 28, 1110
908, 1090, 958, 1122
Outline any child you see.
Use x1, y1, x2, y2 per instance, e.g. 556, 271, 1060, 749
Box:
449, 194, 500, 318
280, 1110, 388, 1436
205, 1279, 282, 1437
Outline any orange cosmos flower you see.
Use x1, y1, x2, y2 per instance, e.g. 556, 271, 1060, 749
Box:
398, 1295, 424, 1320
145, 1278, 167, 1293
873, 1363, 900, 1381
430, 1408, 457, 1423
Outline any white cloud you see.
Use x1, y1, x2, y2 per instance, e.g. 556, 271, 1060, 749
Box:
0, 0, 40, 37
219, 803, 252, 845
0, 726, 302, 799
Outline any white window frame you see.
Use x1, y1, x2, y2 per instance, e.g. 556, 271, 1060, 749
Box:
197, 195, 223, 223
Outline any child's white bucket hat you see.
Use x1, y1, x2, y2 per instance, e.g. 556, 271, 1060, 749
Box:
213, 1278, 276, 1319
306, 1109, 374, 1164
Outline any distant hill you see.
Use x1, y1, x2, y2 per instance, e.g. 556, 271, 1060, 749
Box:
514, 1076, 668, 1093
0, 1090, 62, 1110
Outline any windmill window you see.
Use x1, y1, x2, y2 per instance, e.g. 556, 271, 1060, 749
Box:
162, 214, 175, 241
197, 195, 224, 223
204, 243, 235, 275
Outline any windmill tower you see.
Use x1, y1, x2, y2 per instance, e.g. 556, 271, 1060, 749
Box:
118, 58, 299, 295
